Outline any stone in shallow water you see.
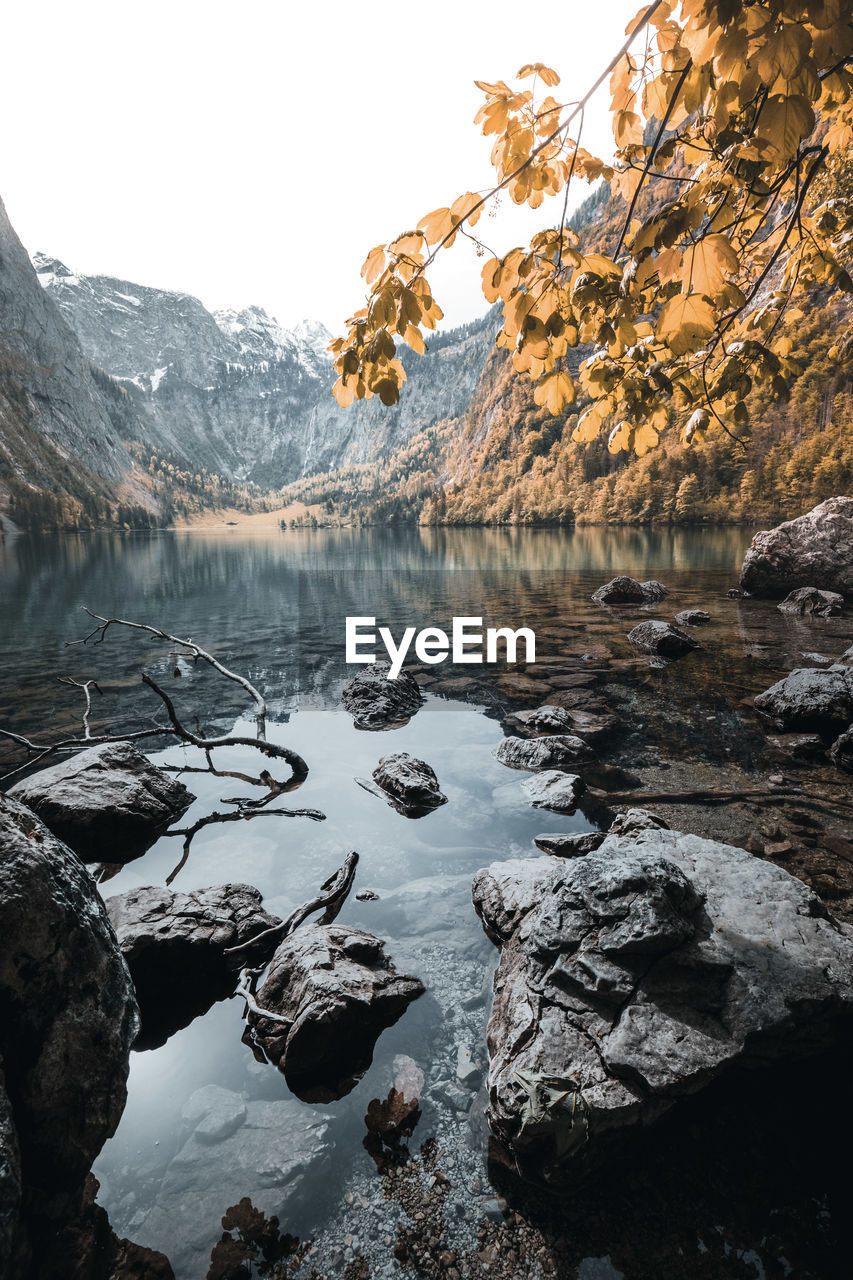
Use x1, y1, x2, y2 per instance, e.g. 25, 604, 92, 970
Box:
592, 577, 669, 605
830, 726, 853, 772
371, 752, 447, 814
740, 497, 853, 597
494, 734, 596, 771
181, 1084, 247, 1145
754, 667, 853, 732
472, 827, 853, 1185
8, 741, 194, 863
341, 661, 423, 728
777, 586, 844, 617
533, 831, 605, 857
251, 924, 425, 1102
106, 883, 280, 1050
674, 609, 711, 626
627, 620, 699, 659
521, 770, 586, 813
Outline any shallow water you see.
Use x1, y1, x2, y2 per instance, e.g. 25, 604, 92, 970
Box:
1, 525, 852, 1279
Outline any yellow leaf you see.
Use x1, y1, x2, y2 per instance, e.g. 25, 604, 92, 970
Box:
680, 234, 739, 297
572, 407, 602, 443
756, 22, 811, 84
608, 422, 633, 454
361, 244, 386, 285
516, 62, 560, 87
633, 422, 659, 456
405, 325, 426, 355
614, 109, 643, 148
657, 293, 717, 355
533, 370, 575, 414
417, 208, 453, 244
757, 95, 815, 157
450, 191, 482, 228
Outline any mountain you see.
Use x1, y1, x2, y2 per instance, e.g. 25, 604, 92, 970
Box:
0, 198, 158, 530
35, 256, 495, 487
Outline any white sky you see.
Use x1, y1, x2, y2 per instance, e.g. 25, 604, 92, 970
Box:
2, 0, 640, 332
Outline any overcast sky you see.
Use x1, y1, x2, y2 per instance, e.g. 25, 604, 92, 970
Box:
2, 1, 640, 332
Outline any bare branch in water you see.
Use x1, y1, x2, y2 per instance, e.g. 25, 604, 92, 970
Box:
162, 805, 326, 885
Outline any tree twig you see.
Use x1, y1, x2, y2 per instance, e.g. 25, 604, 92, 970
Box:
226, 850, 359, 959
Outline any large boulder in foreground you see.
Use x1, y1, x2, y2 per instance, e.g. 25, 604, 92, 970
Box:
0, 1075, 19, 1276
9, 741, 194, 863
754, 667, 853, 732
106, 883, 281, 1050
250, 924, 424, 1102
740, 497, 853, 597
0, 793, 138, 1266
592, 576, 668, 605
341, 662, 423, 729
472, 823, 853, 1185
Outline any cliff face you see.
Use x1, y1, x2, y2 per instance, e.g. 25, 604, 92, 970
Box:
35, 254, 496, 486
0, 199, 141, 511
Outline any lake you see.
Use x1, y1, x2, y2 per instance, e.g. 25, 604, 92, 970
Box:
1, 525, 851, 1279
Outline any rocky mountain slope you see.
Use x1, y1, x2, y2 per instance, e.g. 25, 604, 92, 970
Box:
35, 255, 494, 487
0, 198, 153, 526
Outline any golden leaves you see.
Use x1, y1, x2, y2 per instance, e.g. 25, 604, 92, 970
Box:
533, 370, 575, 413
657, 294, 716, 355
517, 63, 560, 86
680, 234, 739, 298
757, 95, 816, 157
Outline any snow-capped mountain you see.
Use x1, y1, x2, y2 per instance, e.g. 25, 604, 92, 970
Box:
32, 252, 494, 487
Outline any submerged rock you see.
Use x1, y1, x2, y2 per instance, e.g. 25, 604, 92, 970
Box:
521, 770, 586, 813
830, 727, 853, 772
0, 793, 138, 1269
341, 662, 423, 728
740, 497, 853, 597
777, 586, 844, 616
106, 883, 281, 1050
754, 667, 853, 732
370, 752, 447, 815
534, 831, 605, 857
627, 620, 699, 658
250, 924, 425, 1102
674, 609, 711, 626
473, 827, 853, 1185
592, 576, 669, 605
494, 734, 596, 772
8, 741, 194, 863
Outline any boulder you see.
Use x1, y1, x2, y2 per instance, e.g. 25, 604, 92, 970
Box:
473, 827, 853, 1184
106, 883, 281, 1050
740, 497, 853, 597
521, 771, 586, 813
830, 727, 853, 773
766, 733, 828, 761
250, 924, 425, 1102
841, 646, 853, 666
592, 576, 669, 605
341, 662, 423, 728
507, 704, 619, 745
608, 808, 670, 835
494, 734, 596, 772
753, 667, 853, 732
674, 610, 711, 626
0, 1073, 19, 1276
0, 793, 138, 1265
8, 741, 194, 863
533, 832, 605, 857
370, 752, 447, 815
627, 621, 699, 658
777, 587, 844, 617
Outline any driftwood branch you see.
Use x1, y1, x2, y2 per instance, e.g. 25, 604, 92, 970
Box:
162, 805, 326, 886
70, 607, 269, 740
226, 850, 359, 960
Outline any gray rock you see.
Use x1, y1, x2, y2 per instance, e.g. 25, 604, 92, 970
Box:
372, 752, 447, 813
494, 734, 596, 772
473, 828, 853, 1184
841, 646, 853, 666
341, 662, 423, 728
181, 1085, 247, 1145
830, 726, 853, 772
592, 576, 669, 605
521, 770, 586, 813
9, 741, 194, 863
777, 587, 844, 616
107, 882, 279, 1050
608, 808, 670, 836
627, 620, 699, 658
766, 733, 828, 760
674, 609, 711, 626
534, 832, 606, 857
0, 793, 138, 1260
134, 1098, 330, 1279
754, 667, 853, 732
503, 705, 577, 737
457, 1045, 481, 1088
740, 497, 853, 597
432, 1079, 473, 1112
0, 1074, 20, 1276
251, 924, 425, 1102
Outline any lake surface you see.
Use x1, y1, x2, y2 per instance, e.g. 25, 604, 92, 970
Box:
1, 525, 852, 1279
